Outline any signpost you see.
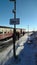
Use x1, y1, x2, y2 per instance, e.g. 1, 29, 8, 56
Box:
9, 0, 20, 59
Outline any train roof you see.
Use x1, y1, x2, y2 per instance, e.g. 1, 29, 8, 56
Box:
0, 26, 26, 30
0, 26, 13, 29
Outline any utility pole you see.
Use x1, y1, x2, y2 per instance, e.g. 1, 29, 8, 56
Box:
28, 25, 29, 37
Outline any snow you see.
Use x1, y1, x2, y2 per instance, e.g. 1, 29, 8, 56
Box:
0, 33, 37, 65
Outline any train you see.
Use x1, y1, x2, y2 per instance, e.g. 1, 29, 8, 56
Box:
0, 26, 26, 41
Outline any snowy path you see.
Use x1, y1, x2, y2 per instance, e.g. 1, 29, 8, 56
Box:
0, 33, 37, 65
0, 34, 28, 65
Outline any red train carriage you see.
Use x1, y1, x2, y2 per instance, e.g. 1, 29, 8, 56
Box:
0, 26, 26, 41
0, 31, 12, 40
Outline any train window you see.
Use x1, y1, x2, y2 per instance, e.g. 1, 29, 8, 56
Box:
0, 32, 3, 34
4, 32, 6, 33
8, 32, 9, 33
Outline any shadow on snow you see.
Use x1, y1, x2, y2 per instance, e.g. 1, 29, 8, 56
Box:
1, 38, 37, 65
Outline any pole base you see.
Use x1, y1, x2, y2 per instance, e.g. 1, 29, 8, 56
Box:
13, 55, 21, 64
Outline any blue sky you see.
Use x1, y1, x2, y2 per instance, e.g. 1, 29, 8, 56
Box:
0, 0, 37, 31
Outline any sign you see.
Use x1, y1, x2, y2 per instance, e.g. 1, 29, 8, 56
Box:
10, 18, 20, 25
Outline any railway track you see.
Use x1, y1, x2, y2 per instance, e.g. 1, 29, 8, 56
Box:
0, 33, 25, 52
0, 36, 20, 51
0, 38, 12, 45
0, 38, 13, 51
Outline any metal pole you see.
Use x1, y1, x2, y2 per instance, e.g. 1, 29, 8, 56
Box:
13, 0, 16, 58
14, 1, 16, 27
9, 0, 18, 59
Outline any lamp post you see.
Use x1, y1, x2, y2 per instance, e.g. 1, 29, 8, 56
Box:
9, 0, 16, 59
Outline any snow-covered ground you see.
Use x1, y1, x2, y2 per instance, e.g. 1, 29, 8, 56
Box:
0, 33, 37, 65
0, 34, 28, 65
